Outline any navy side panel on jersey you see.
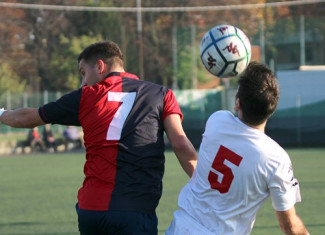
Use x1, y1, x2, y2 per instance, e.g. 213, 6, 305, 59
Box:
108, 77, 168, 213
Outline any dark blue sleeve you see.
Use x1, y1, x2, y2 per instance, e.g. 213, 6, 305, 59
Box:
38, 89, 82, 126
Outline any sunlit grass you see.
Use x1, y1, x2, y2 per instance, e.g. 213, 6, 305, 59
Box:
0, 149, 324, 234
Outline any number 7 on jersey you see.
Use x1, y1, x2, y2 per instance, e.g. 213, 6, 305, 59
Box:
106, 91, 136, 140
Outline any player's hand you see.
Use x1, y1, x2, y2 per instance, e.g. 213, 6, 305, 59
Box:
0, 108, 6, 123
0, 108, 5, 117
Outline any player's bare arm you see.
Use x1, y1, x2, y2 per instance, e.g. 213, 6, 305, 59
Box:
163, 114, 197, 177
276, 206, 309, 235
0, 108, 45, 128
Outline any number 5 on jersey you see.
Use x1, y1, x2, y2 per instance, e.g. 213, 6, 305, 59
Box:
208, 145, 243, 193
106, 91, 136, 140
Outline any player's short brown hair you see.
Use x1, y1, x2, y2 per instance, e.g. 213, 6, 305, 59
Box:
78, 41, 124, 67
236, 62, 280, 125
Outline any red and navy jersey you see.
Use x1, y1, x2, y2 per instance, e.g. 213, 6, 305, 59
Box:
39, 72, 183, 212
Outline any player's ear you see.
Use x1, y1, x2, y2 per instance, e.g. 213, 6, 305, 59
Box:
235, 97, 241, 112
97, 60, 106, 74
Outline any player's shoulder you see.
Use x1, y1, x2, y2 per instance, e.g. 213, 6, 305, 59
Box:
139, 79, 167, 89
59, 88, 83, 102
258, 134, 290, 164
137, 80, 170, 98
208, 110, 235, 122
262, 131, 286, 154
266, 139, 287, 155
122, 75, 168, 91
80, 85, 101, 103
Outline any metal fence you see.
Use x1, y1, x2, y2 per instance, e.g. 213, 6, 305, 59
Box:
1, 89, 325, 147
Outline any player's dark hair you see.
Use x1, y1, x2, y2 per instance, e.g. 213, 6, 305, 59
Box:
78, 41, 124, 67
236, 61, 280, 125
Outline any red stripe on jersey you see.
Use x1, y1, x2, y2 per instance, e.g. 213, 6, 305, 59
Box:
39, 106, 51, 123
78, 75, 122, 211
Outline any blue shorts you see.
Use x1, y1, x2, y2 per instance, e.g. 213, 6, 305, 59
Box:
75, 203, 158, 235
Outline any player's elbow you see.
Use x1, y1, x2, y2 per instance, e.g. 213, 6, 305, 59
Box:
280, 223, 295, 234
170, 135, 186, 151
170, 135, 197, 177
170, 135, 195, 157
277, 209, 309, 235
279, 221, 308, 235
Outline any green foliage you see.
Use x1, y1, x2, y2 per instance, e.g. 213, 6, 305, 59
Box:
176, 26, 219, 89
0, 63, 26, 93
49, 34, 104, 90
1, 1, 325, 90
177, 46, 195, 89
177, 45, 216, 89
0, 64, 27, 107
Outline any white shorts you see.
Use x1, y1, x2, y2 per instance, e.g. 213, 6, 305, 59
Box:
165, 209, 214, 235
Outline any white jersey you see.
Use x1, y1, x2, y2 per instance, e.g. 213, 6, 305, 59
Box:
166, 111, 301, 235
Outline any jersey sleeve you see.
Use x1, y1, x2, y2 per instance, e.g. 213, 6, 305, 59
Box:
268, 154, 301, 211
162, 89, 183, 121
38, 89, 82, 126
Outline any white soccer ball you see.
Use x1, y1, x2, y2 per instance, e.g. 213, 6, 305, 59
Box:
200, 24, 251, 78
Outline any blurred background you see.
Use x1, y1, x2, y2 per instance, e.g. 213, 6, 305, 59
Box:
1, 0, 325, 149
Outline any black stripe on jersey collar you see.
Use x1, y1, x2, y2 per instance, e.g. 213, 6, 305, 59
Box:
105, 72, 121, 78
105, 72, 139, 80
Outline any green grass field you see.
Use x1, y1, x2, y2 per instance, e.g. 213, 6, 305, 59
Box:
0, 149, 324, 235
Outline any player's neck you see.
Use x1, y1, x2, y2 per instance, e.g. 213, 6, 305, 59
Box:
246, 121, 266, 133
237, 111, 266, 133
108, 65, 125, 73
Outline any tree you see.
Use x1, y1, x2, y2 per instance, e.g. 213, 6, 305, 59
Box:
49, 34, 104, 90
0, 63, 26, 93
1, 0, 325, 91
0, 63, 27, 106
0, 2, 34, 91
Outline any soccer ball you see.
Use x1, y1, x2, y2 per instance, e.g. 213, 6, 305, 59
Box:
200, 24, 251, 78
